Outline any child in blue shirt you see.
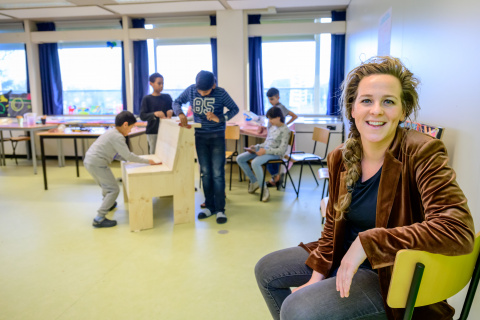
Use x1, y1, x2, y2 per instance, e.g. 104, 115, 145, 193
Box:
139, 73, 173, 154
84, 111, 160, 228
174, 70, 239, 224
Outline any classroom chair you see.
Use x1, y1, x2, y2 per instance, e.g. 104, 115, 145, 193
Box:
286, 126, 331, 196
259, 131, 298, 200
387, 232, 480, 320
317, 167, 329, 199
1, 130, 31, 165
225, 124, 241, 191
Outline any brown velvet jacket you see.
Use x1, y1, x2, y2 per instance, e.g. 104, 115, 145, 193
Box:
300, 127, 475, 320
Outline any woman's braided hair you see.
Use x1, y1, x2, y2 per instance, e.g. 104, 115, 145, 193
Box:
334, 56, 421, 220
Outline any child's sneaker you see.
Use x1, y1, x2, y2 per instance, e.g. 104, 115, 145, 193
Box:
216, 211, 227, 224
262, 187, 270, 202
92, 218, 117, 228
248, 181, 259, 194
198, 208, 213, 220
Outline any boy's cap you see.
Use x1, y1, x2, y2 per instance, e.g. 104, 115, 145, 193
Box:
195, 70, 216, 91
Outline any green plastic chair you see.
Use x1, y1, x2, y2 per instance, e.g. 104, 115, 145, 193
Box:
387, 232, 480, 320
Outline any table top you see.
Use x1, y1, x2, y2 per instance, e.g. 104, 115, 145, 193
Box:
37, 126, 146, 137
0, 123, 57, 130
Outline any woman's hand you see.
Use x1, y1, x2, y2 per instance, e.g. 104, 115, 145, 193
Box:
336, 237, 367, 298
292, 270, 325, 294
256, 148, 266, 156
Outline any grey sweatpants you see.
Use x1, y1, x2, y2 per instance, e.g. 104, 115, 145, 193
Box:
147, 134, 158, 154
84, 162, 120, 220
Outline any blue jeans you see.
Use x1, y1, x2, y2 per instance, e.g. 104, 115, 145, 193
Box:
267, 163, 280, 178
236, 150, 280, 185
195, 131, 226, 213
255, 247, 387, 320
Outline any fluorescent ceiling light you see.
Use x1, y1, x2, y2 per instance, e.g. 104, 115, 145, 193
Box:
0, 6, 114, 19
105, 1, 224, 15
0, 0, 74, 9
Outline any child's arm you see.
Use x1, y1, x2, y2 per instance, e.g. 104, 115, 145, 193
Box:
139, 96, 155, 121
173, 87, 192, 127
166, 95, 174, 119
112, 135, 150, 164
172, 87, 191, 117
286, 111, 298, 125
265, 127, 290, 156
217, 91, 239, 122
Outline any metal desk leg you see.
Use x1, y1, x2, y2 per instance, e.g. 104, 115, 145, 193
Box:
0, 131, 5, 166
81, 139, 86, 161
74, 138, 79, 177
29, 129, 38, 174
41, 136, 48, 190
57, 139, 65, 167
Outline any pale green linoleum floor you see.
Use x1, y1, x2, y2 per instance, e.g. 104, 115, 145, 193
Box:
0, 158, 326, 320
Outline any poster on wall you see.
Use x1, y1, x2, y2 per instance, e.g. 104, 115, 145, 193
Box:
378, 7, 392, 56
8, 93, 32, 118
0, 91, 10, 117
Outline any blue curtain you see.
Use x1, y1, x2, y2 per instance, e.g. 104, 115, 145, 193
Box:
132, 18, 148, 115
37, 22, 63, 115
210, 16, 218, 82
121, 40, 126, 110
248, 15, 264, 116
326, 11, 346, 116
119, 19, 127, 110
24, 44, 30, 93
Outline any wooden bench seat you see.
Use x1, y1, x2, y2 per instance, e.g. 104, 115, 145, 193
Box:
121, 119, 200, 231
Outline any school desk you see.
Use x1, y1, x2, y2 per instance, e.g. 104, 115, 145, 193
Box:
0, 123, 58, 174
37, 126, 146, 190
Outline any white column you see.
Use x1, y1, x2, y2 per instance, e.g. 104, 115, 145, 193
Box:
122, 16, 134, 113
216, 10, 247, 121
23, 20, 42, 115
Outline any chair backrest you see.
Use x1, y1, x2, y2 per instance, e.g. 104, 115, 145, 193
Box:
284, 130, 295, 159
225, 125, 240, 140
387, 232, 480, 310
403, 121, 444, 140
312, 127, 331, 158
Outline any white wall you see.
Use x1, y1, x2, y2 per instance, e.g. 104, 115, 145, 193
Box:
346, 0, 480, 317
216, 10, 247, 121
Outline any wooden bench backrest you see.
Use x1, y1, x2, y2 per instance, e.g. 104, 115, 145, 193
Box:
154, 119, 181, 170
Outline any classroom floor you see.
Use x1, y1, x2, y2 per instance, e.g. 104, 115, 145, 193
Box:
0, 158, 326, 320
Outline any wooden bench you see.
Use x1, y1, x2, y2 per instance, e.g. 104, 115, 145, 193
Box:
121, 119, 200, 231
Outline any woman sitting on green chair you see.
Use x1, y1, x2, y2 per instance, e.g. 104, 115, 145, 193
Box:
254, 56, 475, 320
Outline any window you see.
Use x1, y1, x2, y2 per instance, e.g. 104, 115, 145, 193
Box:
261, 16, 332, 115
262, 36, 331, 115
150, 42, 213, 113
58, 42, 123, 115
0, 43, 28, 94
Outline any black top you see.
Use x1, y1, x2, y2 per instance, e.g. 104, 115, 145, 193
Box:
343, 166, 382, 270
139, 94, 173, 134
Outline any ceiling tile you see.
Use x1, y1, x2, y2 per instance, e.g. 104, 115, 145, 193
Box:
105, 1, 225, 15
228, 0, 349, 10
0, 6, 115, 19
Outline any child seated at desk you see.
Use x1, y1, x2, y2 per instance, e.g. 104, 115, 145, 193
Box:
262, 87, 298, 188
237, 106, 291, 202
84, 111, 160, 228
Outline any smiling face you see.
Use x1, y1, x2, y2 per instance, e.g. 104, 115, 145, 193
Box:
352, 74, 405, 151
